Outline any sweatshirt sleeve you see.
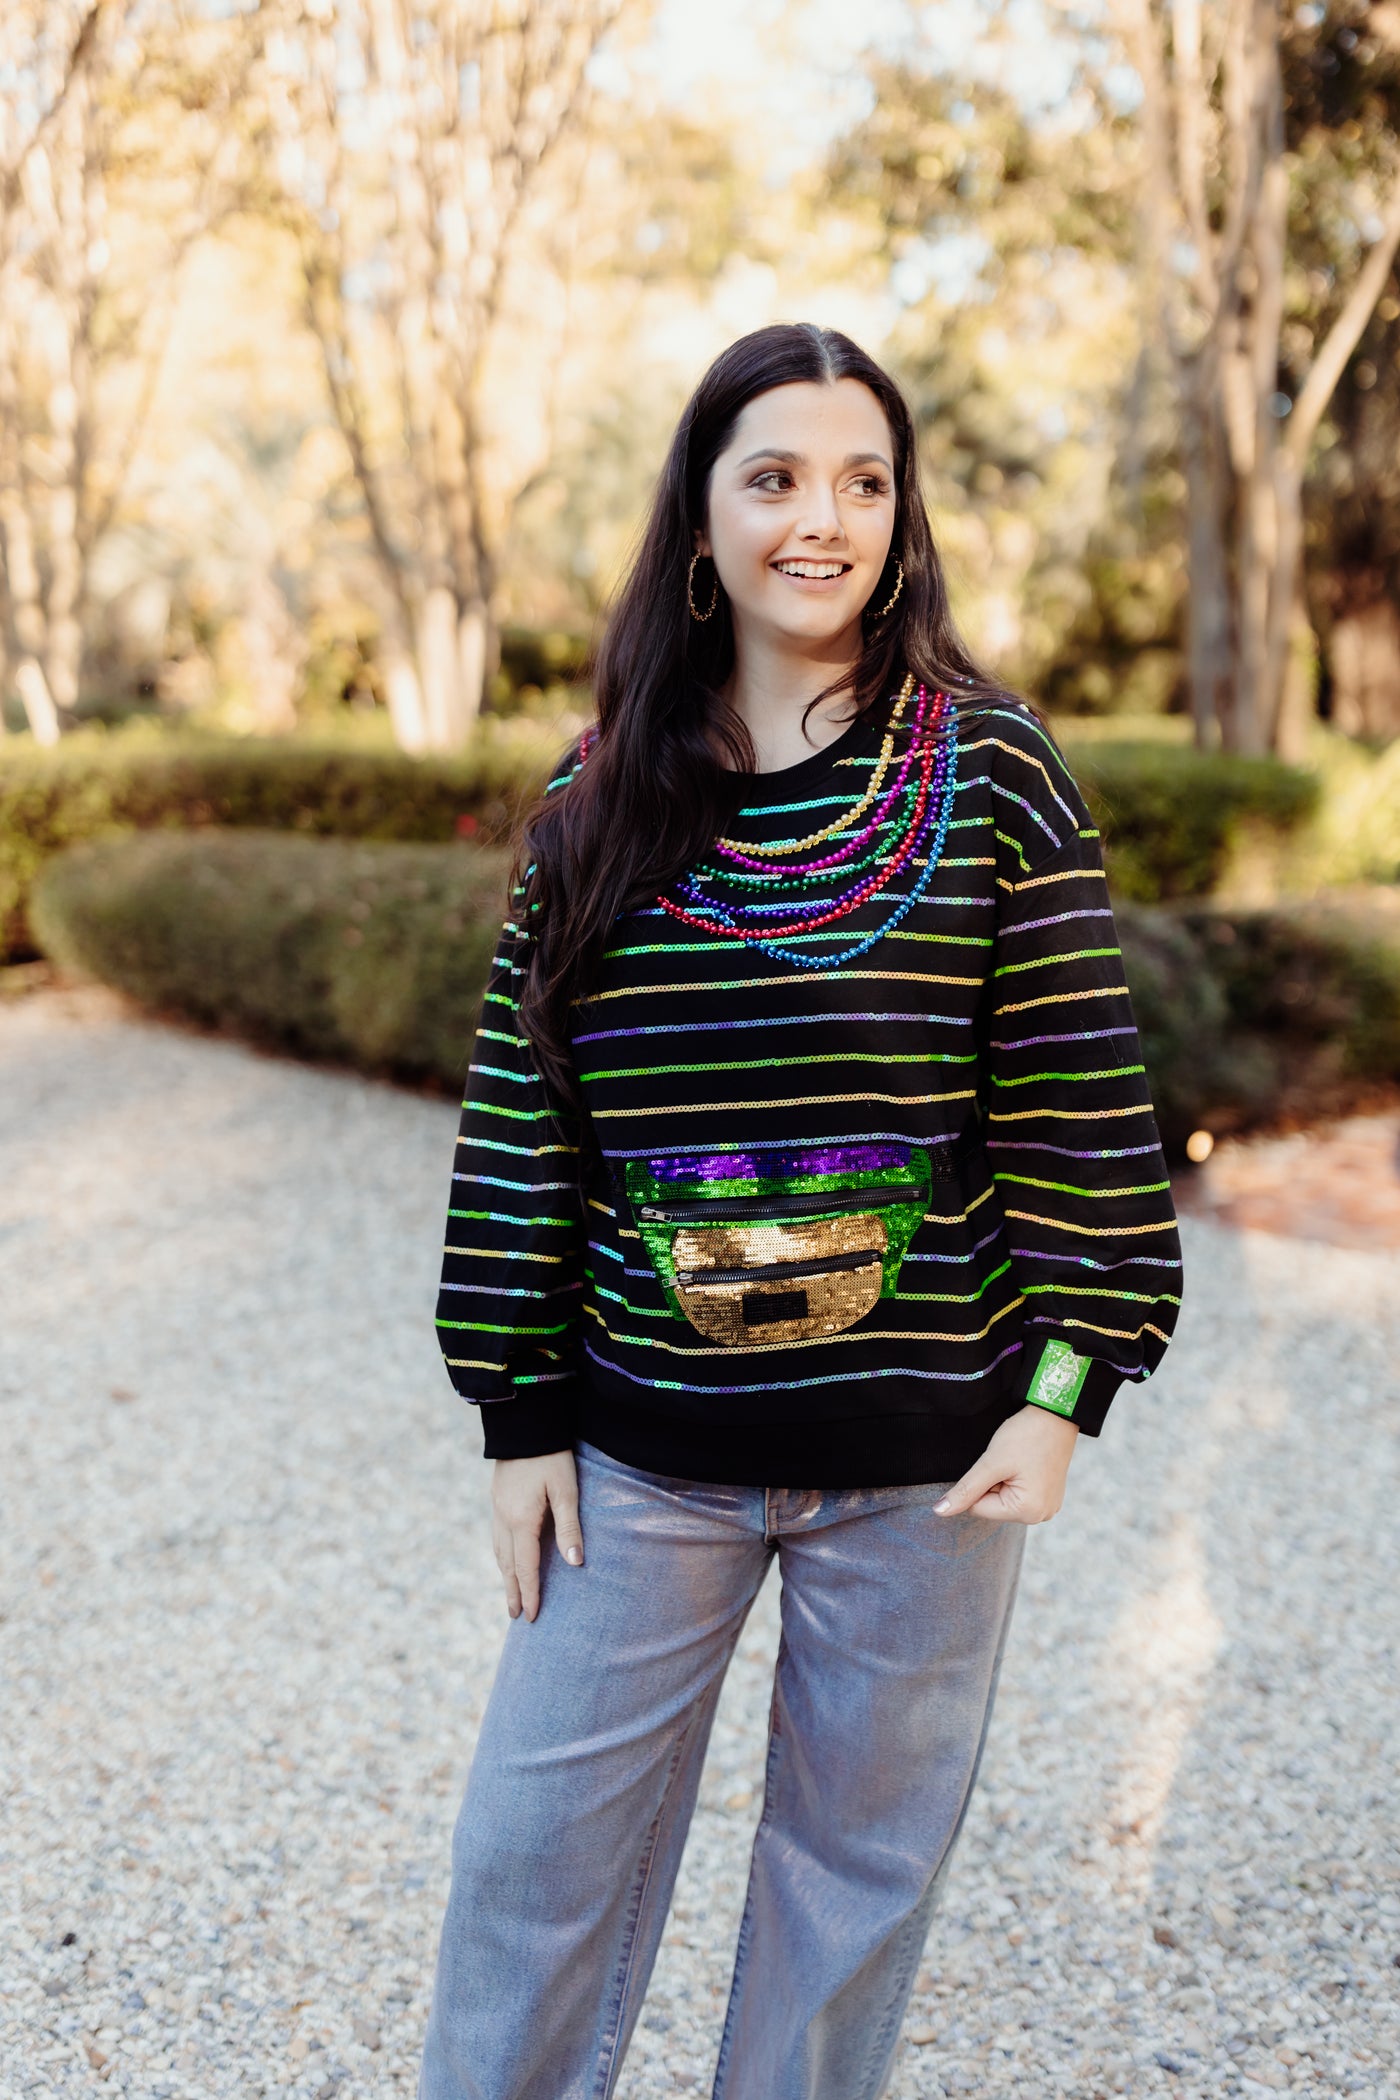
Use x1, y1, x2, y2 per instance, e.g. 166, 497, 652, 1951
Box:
981, 708, 1183, 1435
434, 886, 586, 1459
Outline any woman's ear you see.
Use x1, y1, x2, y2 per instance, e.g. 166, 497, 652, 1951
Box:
693, 529, 711, 558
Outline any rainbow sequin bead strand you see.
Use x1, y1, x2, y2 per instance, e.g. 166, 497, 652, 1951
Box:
658, 681, 958, 970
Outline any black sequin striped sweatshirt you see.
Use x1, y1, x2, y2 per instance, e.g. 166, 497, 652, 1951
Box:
435, 689, 1183, 1487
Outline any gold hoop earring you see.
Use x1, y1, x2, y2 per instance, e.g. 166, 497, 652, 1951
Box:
871, 558, 904, 620
688, 551, 720, 622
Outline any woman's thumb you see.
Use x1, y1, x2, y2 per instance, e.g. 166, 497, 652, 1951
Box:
550, 1480, 585, 1566
936, 1461, 995, 1515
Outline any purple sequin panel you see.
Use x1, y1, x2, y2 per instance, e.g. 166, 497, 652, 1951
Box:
648, 1143, 910, 1185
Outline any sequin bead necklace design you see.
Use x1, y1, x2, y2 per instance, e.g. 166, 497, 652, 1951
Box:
658, 673, 958, 970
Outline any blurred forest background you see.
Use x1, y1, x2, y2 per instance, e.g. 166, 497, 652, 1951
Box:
4, 0, 1400, 1149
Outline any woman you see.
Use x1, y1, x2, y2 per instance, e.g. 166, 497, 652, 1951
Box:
418, 323, 1182, 2100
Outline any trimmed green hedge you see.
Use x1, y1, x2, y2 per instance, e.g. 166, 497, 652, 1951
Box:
1119, 896, 1400, 1149
0, 730, 559, 961
1067, 741, 1320, 902
30, 831, 1400, 1148
0, 723, 1342, 963
31, 831, 512, 1085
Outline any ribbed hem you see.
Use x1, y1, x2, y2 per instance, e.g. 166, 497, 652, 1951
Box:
1010, 1344, 1123, 1437
477, 1387, 578, 1460
574, 1394, 1024, 1489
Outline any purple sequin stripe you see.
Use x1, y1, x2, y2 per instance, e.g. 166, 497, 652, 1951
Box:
648, 1143, 911, 1185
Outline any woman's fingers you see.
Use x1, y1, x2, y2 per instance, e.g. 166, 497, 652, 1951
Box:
490, 1453, 584, 1622
513, 1521, 543, 1622
548, 1469, 585, 1568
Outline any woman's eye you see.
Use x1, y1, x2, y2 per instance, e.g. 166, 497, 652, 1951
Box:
751, 470, 791, 492
854, 475, 888, 497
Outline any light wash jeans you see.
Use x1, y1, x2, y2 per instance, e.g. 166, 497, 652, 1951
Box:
418, 1441, 1027, 2100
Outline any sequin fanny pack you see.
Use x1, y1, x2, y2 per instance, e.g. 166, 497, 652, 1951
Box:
625, 1143, 933, 1349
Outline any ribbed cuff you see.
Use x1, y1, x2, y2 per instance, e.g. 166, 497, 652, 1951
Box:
1011, 1343, 1124, 1438
478, 1386, 578, 1460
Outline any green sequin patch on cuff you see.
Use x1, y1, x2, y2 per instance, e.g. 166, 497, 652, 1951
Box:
1025, 1338, 1091, 1417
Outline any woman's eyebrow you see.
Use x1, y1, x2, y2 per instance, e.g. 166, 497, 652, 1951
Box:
735, 448, 894, 470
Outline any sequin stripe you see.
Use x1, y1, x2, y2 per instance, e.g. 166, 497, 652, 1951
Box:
999, 906, 1116, 936
991, 1172, 1172, 1198
993, 986, 1132, 1016
453, 1173, 580, 1192
581, 1295, 1022, 1353
438, 1319, 573, 1337
587, 1088, 979, 1118
583, 1340, 1024, 1394
442, 1243, 571, 1262
1013, 865, 1108, 892
1012, 1247, 1182, 1270
990, 1028, 1140, 1049
572, 1010, 974, 1044
468, 1062, 542, 1086
444, 1357, 573, 1379
993, 947, 1122, 978
893, 1259, 1014, 1302
456, 1135, 578, 1157
991, 1064, 1146, 1087
1026, 1313, 1174, 1345
581, 1051, 977, 1082
967, 723, 1083, 832
470, 1101, 563, 1123
988, 1103, 1156, 1122
1022, 1282, 1182, 1305
986, 1140, 1164, 1159
1003, 1211, 1178, 1236
597, 1137, 981, 1169
440, 1279, 577, 1298
588, 968, 986, 999
447, 1208, 578, 1227
989, 779, 1066, 850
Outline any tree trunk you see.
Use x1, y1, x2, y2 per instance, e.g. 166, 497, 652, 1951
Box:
414, 583, 485, 752
1264, 448, 1307, 754
1329, 596, 1400, 740
1179, 375, 1235, 749
14, 658, 62, 744
381, 644, 430, 756
238, 571, 303, 734
1273, 566, 1318, 763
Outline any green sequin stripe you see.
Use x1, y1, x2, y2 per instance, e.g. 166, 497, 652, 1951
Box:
626, 1152, 933, 1314
642, 1161, 927, 1204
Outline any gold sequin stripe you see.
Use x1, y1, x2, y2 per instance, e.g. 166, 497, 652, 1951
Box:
588, 1087, 978, 1118
717, 673, 916, 857
589, 966, 985, 1002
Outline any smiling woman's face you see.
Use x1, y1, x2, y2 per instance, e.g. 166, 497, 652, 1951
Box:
698, 377, 898, 652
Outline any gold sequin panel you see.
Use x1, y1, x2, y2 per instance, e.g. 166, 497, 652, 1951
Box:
670, 1216, 888, 1348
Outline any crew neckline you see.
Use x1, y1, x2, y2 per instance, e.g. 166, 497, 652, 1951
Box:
733, 684, 896, 806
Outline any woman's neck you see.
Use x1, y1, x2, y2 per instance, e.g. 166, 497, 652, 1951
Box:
722, 632, 861, 773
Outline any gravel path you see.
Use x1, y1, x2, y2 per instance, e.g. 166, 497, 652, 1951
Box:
3, 987, 1398, 2100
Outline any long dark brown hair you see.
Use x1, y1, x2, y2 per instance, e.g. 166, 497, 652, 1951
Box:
516, 321, 1009, 1113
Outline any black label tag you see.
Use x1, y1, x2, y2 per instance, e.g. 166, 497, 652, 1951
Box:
743, 1289, 809, 1326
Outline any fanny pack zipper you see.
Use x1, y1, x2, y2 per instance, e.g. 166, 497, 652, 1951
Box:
639, 1180, 924, 1226
673, 1247, 883, 1289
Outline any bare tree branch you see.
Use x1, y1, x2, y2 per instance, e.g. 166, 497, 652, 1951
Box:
1286, 170, 1400, 466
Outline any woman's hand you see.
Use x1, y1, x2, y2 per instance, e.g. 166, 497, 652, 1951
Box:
934, 1404, 1080, 1525
491, 1451, 584, 1622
